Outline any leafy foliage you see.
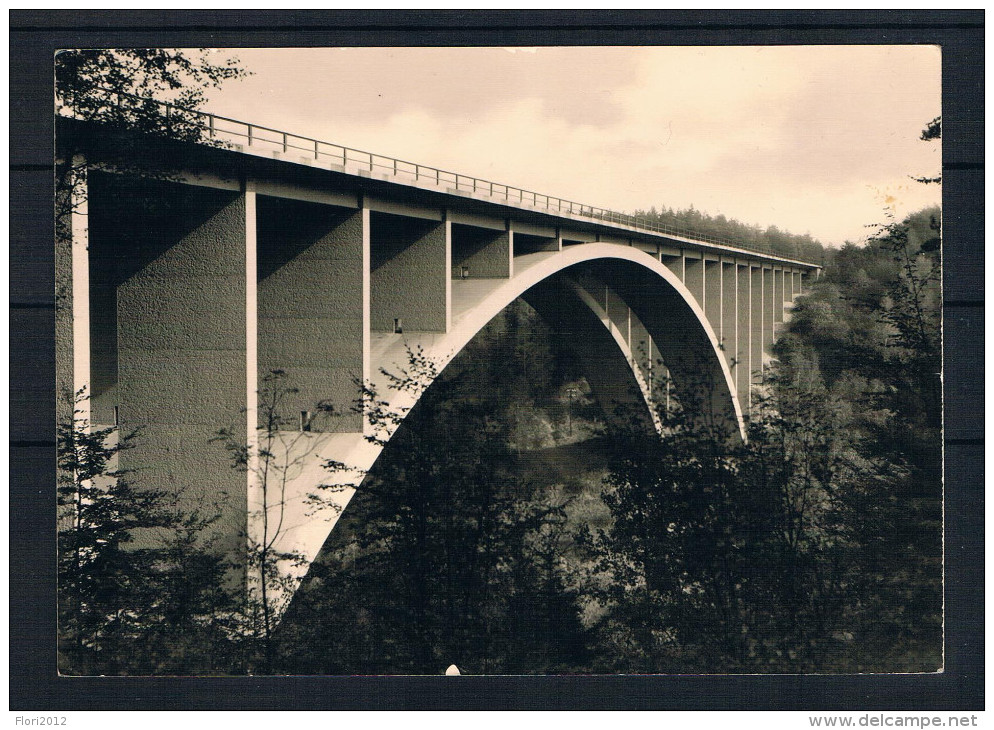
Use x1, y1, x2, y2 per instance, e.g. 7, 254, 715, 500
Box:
590, 205, 942, 673
212, 369, 336, 673
56, 48, 254, 675
54, 49, 249, 235
56, 49, 248, 142
274, 206, 941, 673
55, 65, 940, 672
631, 204, 826, 263
57, 389, 239, 675
920, 116, 941, 142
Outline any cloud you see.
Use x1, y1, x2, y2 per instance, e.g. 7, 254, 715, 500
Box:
205, 46, 940, 245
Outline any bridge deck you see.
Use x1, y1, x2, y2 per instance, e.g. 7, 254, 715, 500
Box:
58, 91, 822, 270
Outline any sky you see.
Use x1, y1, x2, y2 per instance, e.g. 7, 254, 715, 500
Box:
200, 46, 941, 247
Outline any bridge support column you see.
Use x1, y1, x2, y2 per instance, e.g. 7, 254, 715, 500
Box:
720, 260, 737, 393
750, 265, 764, 387
60, 156, 91, 427
256, 195, 368, 431
735, 264, 752, 412
684, 252, 704, 307
704, 258, 722, 340
245, 184, 258, 524
780, 268, 794, 326
773, 267, 785, 330
763, 266, 776, 370
87, 172, 249, 561
370, 210, 450, 333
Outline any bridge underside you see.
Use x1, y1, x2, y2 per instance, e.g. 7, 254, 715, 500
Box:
57, 121, 816, 617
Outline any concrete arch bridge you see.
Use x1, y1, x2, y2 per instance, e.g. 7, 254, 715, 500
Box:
56, 110, 820, 614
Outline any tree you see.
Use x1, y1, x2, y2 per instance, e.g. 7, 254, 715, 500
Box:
745, 347, 872, 670
56, 49, 248, 141
54, 48, 250, 272
55, 48, 249, 230
57, 389, 239, 675
631, 204, 825, 262
213, 369, 341, 673
587, 341, 904, 672
849, 209, 942, 670
914, 115, 942, 184
586, 213, 944, 672
920, 115, 941, 142
55, 48, 250, 393
56, 49, 252, 675
588, 372, 780, 672
754, 200, 942, 671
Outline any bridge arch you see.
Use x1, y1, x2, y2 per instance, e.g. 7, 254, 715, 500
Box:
365, 244, 743, 443
270, 243, 745, 602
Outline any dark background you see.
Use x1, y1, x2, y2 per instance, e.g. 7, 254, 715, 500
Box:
10, 9, 983, 710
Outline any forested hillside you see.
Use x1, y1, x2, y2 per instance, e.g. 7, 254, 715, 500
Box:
589, 206, 941, 672
632, 205, 827, 263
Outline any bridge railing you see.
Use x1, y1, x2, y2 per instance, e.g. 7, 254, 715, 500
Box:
59, 87, 819, 262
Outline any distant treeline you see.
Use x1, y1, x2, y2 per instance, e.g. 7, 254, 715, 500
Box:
632, 205, 827, 264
